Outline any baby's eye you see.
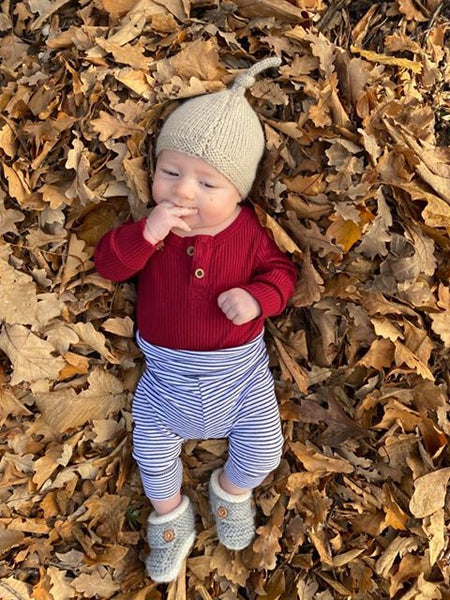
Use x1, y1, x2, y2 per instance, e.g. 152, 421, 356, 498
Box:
162, 169, 178, 176
202, 182, 217, 189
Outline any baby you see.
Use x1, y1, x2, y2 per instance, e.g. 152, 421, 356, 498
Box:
94, 57, 297, 582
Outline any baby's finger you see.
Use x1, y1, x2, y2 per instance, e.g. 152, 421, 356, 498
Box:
173, 218, 192, 232
217, 293, 232, 311
171, 206, 198, 216
224, 305, 239, 321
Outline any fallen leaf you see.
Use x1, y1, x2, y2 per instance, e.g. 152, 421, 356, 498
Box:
351, 45, 422, 73
409, 468, 450, 518
34, 368, 124, 432
0, 325, 65, 385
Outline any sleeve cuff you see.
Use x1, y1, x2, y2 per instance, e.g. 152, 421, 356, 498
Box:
239, 282, 285, 319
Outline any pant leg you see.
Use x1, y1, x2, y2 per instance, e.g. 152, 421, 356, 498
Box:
224, 367, 283, 490
132, 394, 184, 501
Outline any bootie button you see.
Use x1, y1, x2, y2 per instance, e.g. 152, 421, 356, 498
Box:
163, 528, 175, 542
217, 506, 228, 519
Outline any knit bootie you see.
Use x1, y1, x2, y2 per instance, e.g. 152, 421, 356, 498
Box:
208, 469, 256, 550
145, 496, 195, 583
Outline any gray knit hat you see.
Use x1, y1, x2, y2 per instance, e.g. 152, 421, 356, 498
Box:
155, 57, 281, 198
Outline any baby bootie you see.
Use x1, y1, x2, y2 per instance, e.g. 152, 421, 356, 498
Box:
145, 495, 195, 583
208, 469, 256, 550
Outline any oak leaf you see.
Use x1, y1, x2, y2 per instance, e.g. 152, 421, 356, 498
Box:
409, 468, 450, 518
90, 110, 144, 142
72, 570, 119, 599
34, 368, 123, 432
351, 45, 422, 73
0, 325, 65, 385
210, 545, 249, 587
357, 190, 392, 258
47, 567, 75, 600
0, 258, 39, 326
430, 312, 450, 348
253, 204, 302, 256
291, 250, 323, 307
289, 441, 354, 474
0, 577, 32, 600
0, 528, 25, 555
69, 322, 119, 363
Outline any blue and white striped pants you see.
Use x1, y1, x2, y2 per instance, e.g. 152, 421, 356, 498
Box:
132, 331, 283, 500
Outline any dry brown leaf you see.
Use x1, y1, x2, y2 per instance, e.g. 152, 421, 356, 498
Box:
35, 368, 123, 432
375, 536, 420, 578
72, 570, 119, 599
350, 45, 422, 73
0, 257, 39, 326
409, 468, 450, 518
0, 325, 65, 385
0, 527, 25, 555
327, 215, 362, 252
424, 509, 445, 566
289, 442, 354, 474
273, 336, 308, 394
59, 234, 92, 290
429, 312, 450, 348
101, 0, 140, 17
168, 38, 224, 82
253, 203, 302, 256
356, 190, 392, 258
210, 545, 249, 587
398, 0, 429, 22
381, 484, 409, 531
0, 577, 33, 600
234, 0, 310, 21
394, 340, 434, 381
69, 322, 119, 364
291, 250, 323, 307
90, 110, 144, 142
47, 567, 76, 600
101, 316, 135, 338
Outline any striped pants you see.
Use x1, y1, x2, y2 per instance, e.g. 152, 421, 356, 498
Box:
132, 331, 283, 501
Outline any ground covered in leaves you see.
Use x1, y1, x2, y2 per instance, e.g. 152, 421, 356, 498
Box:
1, 0, 449, 598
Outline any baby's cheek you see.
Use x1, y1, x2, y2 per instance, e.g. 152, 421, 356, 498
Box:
151, 180, 165, 204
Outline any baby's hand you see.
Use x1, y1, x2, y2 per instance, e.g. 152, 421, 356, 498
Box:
217, 288, 261, 325
143, 201, 198, 245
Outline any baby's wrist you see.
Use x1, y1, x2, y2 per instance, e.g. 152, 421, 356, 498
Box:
143, 224, 161, 246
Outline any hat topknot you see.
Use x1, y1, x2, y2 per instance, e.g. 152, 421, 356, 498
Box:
155, 57, 281, 198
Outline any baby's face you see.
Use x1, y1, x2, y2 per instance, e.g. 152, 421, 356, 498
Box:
152, 150, 241, 235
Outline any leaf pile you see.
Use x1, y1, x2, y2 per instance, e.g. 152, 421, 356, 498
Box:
1, 0, 449, 598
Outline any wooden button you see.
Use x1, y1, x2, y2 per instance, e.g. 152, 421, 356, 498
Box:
217, 506, 228, 519
194, 268, 205, 279
163, 528, 175, 542
186, 246, 195, 256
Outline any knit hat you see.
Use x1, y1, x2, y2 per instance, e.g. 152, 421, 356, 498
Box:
155, 57, 282, 198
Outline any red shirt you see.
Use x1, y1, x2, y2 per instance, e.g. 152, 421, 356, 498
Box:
94, 206, 297, 350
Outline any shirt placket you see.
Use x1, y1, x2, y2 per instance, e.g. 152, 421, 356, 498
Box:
188, 238, 213, 299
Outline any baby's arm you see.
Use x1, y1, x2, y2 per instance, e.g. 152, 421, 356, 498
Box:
217, 230, 297, 325
94, 219, 157, 282
94, 203, 197, 282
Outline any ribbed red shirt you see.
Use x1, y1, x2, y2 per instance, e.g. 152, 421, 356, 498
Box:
94, 206, 297, 350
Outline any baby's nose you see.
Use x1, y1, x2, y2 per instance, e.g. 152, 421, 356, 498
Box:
173, 179, 195, 201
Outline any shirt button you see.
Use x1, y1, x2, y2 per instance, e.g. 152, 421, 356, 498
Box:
186, 246, 195, 256
195, 268, 205, 279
